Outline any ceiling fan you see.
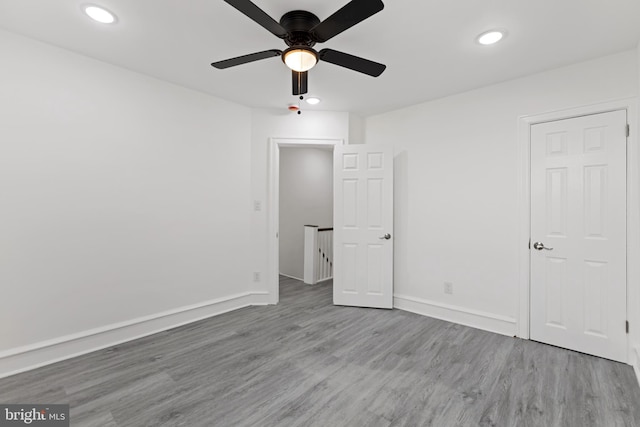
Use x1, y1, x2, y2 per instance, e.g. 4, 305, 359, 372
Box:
211, 0, 386, 96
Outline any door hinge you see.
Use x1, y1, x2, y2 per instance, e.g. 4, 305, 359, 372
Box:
626, 320, 629, 334
626, 124, 630, 137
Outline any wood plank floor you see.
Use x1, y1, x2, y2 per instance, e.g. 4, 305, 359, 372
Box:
1, 276, 639, 426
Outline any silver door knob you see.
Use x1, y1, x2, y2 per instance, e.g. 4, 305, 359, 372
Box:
379, 233, 391, 240
533, 241, 553, 251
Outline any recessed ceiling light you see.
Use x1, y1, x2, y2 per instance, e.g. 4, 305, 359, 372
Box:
83, 5, 117, 24
305, 97, 321, 105
477, 30, 505, 45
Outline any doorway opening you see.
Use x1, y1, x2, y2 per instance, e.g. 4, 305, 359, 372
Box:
267, 138, 343, 304
279, 145, 334, 290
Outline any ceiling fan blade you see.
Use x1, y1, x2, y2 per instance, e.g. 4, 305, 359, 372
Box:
310, 0, 384, 43
211, 49, 282, 69
319, 49, 386, 77
223, 0, 288, 38
292, 71, 308, 95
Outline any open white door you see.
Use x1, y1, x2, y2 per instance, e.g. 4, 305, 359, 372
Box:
333, 144, 393, 308
530, 110, 627, 362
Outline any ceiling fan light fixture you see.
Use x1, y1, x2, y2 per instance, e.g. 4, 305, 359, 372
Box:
305, 97, 321, 105
283, 47, 318, 72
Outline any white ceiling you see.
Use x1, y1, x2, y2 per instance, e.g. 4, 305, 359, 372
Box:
1, 0, 639, 116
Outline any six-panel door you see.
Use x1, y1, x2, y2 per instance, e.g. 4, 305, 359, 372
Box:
530, 110, 627, 362
333, 144, 394, 309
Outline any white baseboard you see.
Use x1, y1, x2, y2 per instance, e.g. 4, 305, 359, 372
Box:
0, 292, 266, 379
279, 273, 333, 285
249, 291, 272, 305
393, 294, 517, 337
278, 273, 304, 281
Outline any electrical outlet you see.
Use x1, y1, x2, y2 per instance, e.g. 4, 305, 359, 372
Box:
253, 272, 261, 282
444, 282, 453, 294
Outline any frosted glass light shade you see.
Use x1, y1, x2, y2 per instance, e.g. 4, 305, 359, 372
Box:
283, 49, 317, 72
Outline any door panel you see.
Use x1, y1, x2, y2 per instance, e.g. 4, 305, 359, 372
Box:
544, 256, 567, 329
530, 110, 627, 362
334, 144, 393, 308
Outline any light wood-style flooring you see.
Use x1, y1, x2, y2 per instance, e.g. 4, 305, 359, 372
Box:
1, 276, 639, 426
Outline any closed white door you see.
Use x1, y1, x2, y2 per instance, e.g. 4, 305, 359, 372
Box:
530, 110, 627, 362
333, 144, 393, 308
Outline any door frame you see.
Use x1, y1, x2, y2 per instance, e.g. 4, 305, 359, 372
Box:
267, 137, 344, 304
517, 98, 638, 363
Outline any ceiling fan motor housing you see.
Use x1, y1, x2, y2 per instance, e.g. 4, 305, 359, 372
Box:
279, 10, 321, 47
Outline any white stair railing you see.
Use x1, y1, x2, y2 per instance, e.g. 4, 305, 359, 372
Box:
303, 225, 333, 284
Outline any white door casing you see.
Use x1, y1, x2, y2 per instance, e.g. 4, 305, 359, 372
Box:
333, 144, 394, 308
530, 110, 627, 362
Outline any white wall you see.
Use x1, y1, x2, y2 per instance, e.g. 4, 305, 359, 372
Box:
348, 113, 365, 145
250, 109, 348, 299
279, 148, 333, 279
365, 50, 639, 336
0, 30, 252, 376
